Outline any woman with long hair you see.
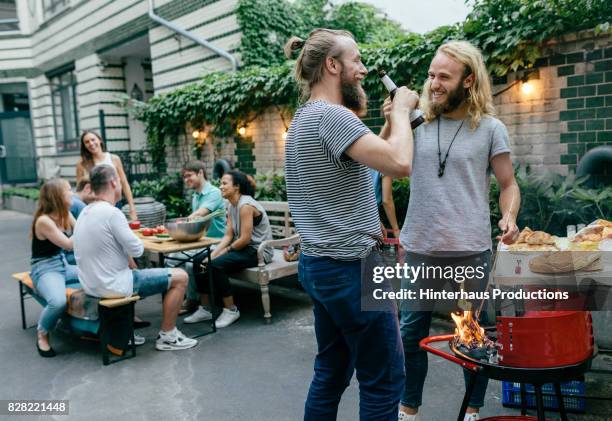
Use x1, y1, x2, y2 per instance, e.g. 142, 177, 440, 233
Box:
30, 178, 79, 357
186, 170, 273, 328
76, 131, 137, 221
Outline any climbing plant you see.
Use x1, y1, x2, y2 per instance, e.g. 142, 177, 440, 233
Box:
134, 0, 611, 171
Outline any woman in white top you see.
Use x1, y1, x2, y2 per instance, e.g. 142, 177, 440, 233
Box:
76, 131, 137, 221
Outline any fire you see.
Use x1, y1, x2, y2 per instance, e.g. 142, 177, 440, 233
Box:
451, 311, 486, 348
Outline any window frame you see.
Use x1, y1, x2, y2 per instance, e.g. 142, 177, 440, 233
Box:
48, 65, 79, 153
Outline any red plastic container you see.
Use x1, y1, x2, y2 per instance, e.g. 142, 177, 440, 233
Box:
129, 220, 141, 230
496, 311, 593, 368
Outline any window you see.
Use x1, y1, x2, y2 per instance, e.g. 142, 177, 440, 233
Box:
43, 0, 69, 20
0, 0, 19, 32
50, 68, 79, 153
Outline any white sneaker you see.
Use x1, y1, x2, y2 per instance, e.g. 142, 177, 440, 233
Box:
464, 413, 480, 421
183, 306, 213, 324
129, 334, 145, 346
398, 411, 419, 421
155, 328, 197, 351
215, 307, 240, 328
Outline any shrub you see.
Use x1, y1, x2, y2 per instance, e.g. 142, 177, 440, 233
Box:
2, 187, 39, 201
131, 173, 190, 219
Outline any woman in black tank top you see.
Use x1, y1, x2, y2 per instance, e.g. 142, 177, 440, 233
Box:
30, 178, 78, 357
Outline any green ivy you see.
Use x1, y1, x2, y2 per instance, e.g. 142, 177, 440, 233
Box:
136, 0, 611, 170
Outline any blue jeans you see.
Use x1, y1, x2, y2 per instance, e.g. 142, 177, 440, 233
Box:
299, 253, 405, 421
30, 254, 80, 334
399, 251, 491, 409
132, 268, 171, 298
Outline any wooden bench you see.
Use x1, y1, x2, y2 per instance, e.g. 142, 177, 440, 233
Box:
12, 272, 140, 365
229, 201, 300, 320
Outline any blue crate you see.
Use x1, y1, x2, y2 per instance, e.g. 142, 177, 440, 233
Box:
501, 381, 585, 413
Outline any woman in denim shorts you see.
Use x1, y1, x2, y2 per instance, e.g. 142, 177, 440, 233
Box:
30, 178, 79, 357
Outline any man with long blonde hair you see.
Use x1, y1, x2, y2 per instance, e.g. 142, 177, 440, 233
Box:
389, 41, 521, 421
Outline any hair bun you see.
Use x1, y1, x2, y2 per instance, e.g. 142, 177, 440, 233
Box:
284, 36, 305, 59
292, 39, 305, 50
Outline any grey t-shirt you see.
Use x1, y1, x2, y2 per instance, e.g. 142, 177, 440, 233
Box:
400, 115, 511, 255
228, 195, 274, 263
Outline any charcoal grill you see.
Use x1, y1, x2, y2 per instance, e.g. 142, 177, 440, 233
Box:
420, 311, 595, 421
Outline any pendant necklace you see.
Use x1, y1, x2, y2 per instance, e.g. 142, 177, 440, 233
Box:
437, 116, 465, 177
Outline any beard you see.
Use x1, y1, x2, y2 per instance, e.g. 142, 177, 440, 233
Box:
340, 69, 367, 117
430, 79, 467, 116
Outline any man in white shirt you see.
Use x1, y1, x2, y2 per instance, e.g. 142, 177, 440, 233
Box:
73, 164, 197, 351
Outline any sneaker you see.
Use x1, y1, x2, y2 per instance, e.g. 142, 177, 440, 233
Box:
129, 334, 146, 346
398, 411, 419, 421
155, 328, 197, 351
179, 299, 199, 316
464, 413, 480, 421
215, 307, 240, 328
184, 306, 213, 324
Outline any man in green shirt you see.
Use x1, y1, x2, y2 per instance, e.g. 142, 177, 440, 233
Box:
186, 162, 226, 238
172, 161, 226, 315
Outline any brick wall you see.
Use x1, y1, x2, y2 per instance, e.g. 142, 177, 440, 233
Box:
177, 30, 611, 180
492, 30, 611, 179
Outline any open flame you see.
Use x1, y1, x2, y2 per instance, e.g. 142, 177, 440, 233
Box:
451, 311, 486, 348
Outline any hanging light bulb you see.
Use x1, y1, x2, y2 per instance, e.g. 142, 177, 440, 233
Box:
521, 81, 534, 95
282, 129, 288, 140
192, 130, 200, 139
238, 126, 247, 136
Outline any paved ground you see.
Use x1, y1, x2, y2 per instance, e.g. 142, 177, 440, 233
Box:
1, 209, 610, 421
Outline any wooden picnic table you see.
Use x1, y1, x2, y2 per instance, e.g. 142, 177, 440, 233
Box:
140, 235, 221, 338
140, 236, 220, 264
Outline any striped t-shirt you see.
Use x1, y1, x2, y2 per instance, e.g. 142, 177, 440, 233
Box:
285, 100, 381, 260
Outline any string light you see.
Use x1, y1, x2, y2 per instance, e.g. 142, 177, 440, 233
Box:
238, 126, 246, 136
282, 129, 288, 140
521, 81, 534, 95
192, 130, 200, 139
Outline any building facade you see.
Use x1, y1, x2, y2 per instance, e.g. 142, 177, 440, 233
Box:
0, 0, 240, 183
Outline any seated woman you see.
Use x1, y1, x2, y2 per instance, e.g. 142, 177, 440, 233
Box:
186, 170, 273, 328
30, 178, 79, 357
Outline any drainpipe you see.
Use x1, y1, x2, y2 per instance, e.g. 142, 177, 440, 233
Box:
147, 0, 237, 72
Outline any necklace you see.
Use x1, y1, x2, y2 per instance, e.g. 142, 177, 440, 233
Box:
437, 116, 465, 177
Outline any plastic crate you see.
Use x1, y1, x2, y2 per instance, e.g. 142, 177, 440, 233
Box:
501, 381, 585, 413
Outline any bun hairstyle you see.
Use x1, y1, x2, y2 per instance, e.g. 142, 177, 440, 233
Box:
283, 28, 355, 99
284, 36, 306, 59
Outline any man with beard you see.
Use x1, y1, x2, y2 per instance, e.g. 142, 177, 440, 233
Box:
391, 41, 520, 421
283, 29, 418, 421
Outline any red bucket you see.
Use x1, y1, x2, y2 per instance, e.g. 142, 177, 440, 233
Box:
496, 311, 593, 368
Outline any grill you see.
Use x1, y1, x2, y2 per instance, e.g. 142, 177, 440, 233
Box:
419, 310, 595, 421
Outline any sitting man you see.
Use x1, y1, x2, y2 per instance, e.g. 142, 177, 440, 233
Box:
66, 178, 95, 265
73, 164, 197, 351
169, 160, 226, 316
70, 177, 95, 220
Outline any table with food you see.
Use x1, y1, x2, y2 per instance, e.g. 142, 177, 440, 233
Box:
130, 213, 222, 337
492, 219, 612, 312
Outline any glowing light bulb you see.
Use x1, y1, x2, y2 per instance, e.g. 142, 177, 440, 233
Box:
192, 130, 200, 139
282, 130, 288, 140
238, 126, 246, 136
521, 81, 534, 94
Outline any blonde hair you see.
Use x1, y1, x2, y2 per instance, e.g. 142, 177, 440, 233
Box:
420, 41, 495, 129
284, 28, 355, 100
